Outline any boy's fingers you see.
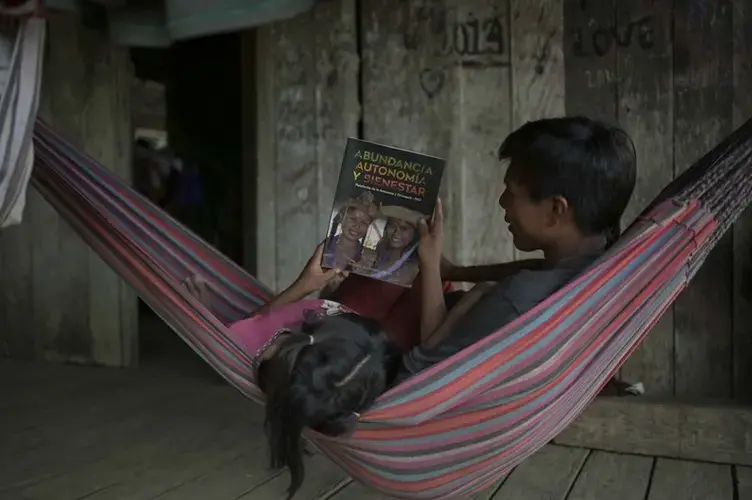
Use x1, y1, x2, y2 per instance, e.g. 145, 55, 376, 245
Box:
418, 218, 429, 237
434, 198, 444, 228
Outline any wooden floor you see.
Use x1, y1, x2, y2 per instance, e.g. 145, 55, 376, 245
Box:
2, 320, 752, 500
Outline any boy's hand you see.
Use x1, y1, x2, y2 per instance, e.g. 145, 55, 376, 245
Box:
296, 242, 348, 294
418, 198, 444, 269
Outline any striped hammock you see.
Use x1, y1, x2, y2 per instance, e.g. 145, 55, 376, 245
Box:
29, 115, 752, 499
0, 14, 44, 229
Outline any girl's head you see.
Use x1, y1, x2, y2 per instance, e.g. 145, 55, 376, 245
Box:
338, 191, 380, 242
256, 312, 395, 499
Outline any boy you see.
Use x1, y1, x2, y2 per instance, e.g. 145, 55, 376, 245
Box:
404, 116, 636, 380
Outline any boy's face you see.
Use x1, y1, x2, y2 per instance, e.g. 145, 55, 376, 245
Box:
499, 165, 572, 252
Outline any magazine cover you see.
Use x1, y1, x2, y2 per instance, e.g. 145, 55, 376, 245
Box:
321, 138, 446, 287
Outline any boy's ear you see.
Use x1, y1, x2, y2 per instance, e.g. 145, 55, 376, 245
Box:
550, 195, 570, 222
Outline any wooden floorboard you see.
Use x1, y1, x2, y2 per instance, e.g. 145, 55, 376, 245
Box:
237, 454, 350, 500
737, 466, 752, 499
647, 459, 733, 500
566, 451, 653, 500
0, 353, 747, 500
492, 445, 590, 500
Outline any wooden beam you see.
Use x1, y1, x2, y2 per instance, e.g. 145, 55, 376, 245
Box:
554, 397, 752, 466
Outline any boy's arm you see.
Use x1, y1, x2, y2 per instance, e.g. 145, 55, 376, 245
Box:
421, 282, 493, 348
442, 258, 543, 283
419, 261, 448, 343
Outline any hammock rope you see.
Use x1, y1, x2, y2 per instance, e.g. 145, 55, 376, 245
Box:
27, 115, 752, 499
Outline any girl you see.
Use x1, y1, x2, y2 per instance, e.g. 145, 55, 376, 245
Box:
184, 244, 403, 499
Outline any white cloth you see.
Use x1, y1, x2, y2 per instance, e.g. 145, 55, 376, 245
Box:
0, 15, 45, 229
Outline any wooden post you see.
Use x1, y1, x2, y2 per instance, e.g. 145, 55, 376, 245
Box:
0, 12, 138, 367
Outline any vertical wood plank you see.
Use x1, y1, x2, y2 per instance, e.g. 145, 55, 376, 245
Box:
362, 0, 514, 268
255, 1, 358, 292
456, 0, 514, 266
672, 0, 734, 398
81, 28, 137, 367
563, 0, 617, 122
313, 0, 361, 242
567, 451, 653, 500
27, 29, 58, 361
266, 15, 319, 292
732, 0, 752, 401
241, 30, 258, 275
39, 15, 91, 363
0, 199, 33, 359
647, 459, 733, 500
254, 25, 278, 289
615, 0, 675, 395
509, 0, 565, 261
361, 0, 458, 259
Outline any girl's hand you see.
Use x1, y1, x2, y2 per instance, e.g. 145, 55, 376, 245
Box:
295, 242, 348, 294
183, 274, 212, 308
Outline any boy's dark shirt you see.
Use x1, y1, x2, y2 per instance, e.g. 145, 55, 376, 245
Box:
398, 250, 603, 378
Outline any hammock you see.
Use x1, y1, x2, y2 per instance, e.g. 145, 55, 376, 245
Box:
0, 14, 43, 228
28, 115, 752, 499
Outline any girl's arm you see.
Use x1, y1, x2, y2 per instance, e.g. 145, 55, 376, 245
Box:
184, 242, 340, 316
250, 279, 319, 317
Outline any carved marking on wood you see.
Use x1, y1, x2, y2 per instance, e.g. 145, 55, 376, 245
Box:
419, 68, 445, 98
585, 68, 620, 88
571, 16, 655, 57
405, 4, 510, 98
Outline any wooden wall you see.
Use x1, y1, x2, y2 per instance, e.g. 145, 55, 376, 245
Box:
0, 12, 137, 367
251, 0, 752, 402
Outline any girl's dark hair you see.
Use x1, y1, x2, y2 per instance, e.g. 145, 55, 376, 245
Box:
256, 312, 398, 499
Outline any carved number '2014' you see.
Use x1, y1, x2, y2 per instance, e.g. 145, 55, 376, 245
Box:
439, 16, 505, 56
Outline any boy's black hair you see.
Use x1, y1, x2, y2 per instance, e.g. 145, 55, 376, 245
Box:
498, 116, 637, 247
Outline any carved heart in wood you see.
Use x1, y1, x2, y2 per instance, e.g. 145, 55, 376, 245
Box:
419, 68, 445, 99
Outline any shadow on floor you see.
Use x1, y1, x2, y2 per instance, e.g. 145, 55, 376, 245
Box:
138, 299, 226, 383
